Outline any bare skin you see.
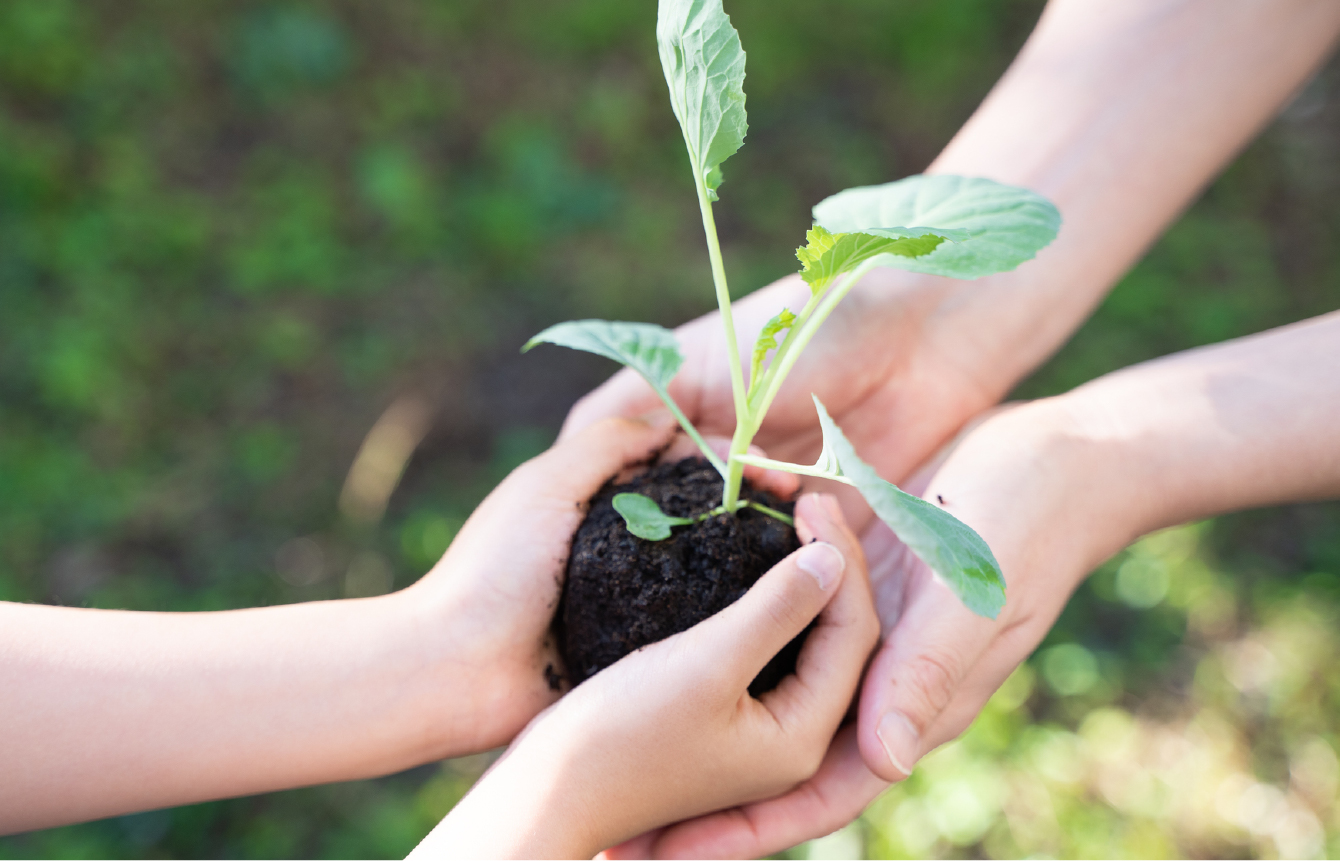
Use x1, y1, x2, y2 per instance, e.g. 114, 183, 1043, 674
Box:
0, 417, 690, 834
609, 312, 1340, 859
412, 494, 879, 859
571, 0, 1340, 856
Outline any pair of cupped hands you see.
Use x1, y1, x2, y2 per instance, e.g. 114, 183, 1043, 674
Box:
416, 269, 1099, 859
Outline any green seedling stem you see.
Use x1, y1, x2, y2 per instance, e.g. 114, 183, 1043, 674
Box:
693, 181, 753, 512
525, 0, 1054, 620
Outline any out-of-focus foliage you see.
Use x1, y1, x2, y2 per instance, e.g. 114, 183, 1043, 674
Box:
0, 0, 1336, 858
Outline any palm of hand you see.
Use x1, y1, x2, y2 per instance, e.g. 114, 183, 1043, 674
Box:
408, 418, 679, 755
566, 269, 994, 539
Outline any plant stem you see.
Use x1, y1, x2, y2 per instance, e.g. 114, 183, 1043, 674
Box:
747, 291, 822, 414
734, 453, 855, 486
722, 425, 751, 511
659, 389, 728, 477
694, 183, 749, 430
692, 180, 752, 510
743, 500, 795, 526
692, 504, 728, 522
750, 258, 879, 425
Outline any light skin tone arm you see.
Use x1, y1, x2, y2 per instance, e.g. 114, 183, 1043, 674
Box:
591, 0, 1340, 855
0, 416, 689, 834
566, 0, 1340, 487
412, 494, 879, 860
620, 309, 1340, 859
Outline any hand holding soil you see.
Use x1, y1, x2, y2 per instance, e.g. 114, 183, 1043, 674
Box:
400, 414, 684, 754
413, 494, 880, 860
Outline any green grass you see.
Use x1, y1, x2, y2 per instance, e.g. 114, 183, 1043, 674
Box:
1, 0, 1336, 857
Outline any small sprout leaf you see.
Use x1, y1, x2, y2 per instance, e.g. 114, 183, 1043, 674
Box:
796, 225, 948, 293
749, 308, 797, 387
813, 175, 1062, 280
613, 493, 693, 541
657, 0, 747, 198
812, 396, 1006, 619
524, 320, 683, 391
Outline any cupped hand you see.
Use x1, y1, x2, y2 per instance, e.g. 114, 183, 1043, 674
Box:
605, 398, 1136, 859
400, 414, 678, 756
401, 414, 802, 758
414, 494, 881, 859
562, 269, 1004, 497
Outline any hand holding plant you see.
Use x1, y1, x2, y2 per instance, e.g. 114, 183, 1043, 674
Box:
403, 414, 683, 754
412, 494, 879, 860
527, 0, 1061, 631
606, 311, 1340, 860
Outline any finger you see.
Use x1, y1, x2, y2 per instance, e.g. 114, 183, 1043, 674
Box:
686, 531, 849, 688
598, 829, 661, 861
509, 414, 677, 502
855, 565, 1000, 782
761, 495, 879, 734
646, 725, 887, 860
919, 613, 1044, 752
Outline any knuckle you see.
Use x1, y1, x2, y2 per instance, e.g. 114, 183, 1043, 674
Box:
764, 588, 812, 635
792, 744, 826, 783
895, 649, 965, 727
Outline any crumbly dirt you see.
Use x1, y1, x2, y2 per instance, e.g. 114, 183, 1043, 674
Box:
557, 458, 804, 696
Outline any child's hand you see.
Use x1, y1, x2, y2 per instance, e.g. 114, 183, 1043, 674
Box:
413, 493, 880, 859
402, 414, 678, 756
403, 414, 799, 758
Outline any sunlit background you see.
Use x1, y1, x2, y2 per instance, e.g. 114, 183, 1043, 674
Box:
2, 0, 1339, 857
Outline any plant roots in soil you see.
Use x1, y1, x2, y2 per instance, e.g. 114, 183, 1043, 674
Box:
558, 458, 804, 696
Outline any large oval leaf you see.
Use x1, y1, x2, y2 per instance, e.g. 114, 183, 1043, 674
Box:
524, 319, 684, 391
812, 396, 1006, 619
813, 175, 1061, 280
657, 0, 747, 199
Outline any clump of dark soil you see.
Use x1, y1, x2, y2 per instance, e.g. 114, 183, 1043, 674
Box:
558, 458, 803, 696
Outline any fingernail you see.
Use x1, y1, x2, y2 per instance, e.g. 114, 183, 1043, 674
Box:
795, 541, 844, 590
876, 710, 920, 778
820, 494, 844, 524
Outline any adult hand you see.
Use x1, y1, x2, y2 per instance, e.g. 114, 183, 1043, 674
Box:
611, 307, 1340, 859
577, 0, 1340, 850
605, 400, 1114, 859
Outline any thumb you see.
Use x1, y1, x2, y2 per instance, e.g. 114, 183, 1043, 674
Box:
856, 579, 997, 782
688, 539, 848, 689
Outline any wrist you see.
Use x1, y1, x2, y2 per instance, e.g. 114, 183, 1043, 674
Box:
418, 713, 605, 859
380, 584, 498, 760
1009, 393, 1172, 561
845, 264, 1105, 412
932, 397, 1151, 593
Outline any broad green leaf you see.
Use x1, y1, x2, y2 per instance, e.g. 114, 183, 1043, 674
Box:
524, 320, 683, 391
749, 308, 796, 386
813, 175, 1061, 280
812, 396, 1006, 618
613, 492, 692, 541
657, 0, 747, 199
796, 225, 948, 293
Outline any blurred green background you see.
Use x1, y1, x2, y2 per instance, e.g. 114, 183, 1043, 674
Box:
2, 0, 1338, 857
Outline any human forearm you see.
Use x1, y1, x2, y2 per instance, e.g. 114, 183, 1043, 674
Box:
1056, 310, 1340, 540
876, 0, 1340, 400
0, 592, 472, 833
843, 310, 1340, 794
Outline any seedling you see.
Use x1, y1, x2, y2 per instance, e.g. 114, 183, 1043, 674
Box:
525, 0, 1060, 619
